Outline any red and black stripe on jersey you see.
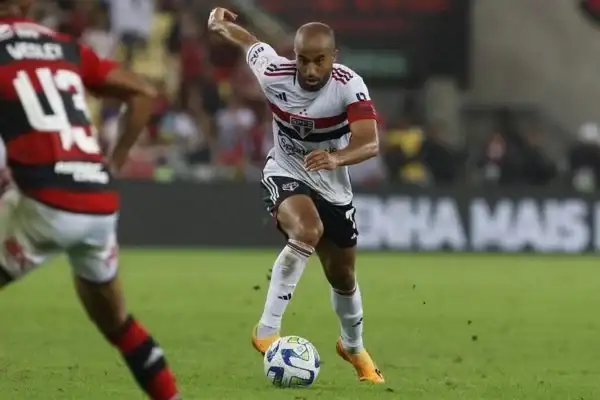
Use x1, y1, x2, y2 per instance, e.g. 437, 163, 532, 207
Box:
264, 62, 296, 77
268, 101, 350, 142
331, 68, 353, 85
275, 120, 350, 142
0, 23, 118, 214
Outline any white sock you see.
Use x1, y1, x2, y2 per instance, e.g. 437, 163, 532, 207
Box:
332, 284, 364, 353
257, 240, 313, 338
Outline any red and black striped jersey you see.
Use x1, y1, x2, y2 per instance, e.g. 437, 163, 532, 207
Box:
0, 18, 118, 214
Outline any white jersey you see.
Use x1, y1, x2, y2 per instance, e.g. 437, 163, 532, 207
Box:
246, 42, 377, 205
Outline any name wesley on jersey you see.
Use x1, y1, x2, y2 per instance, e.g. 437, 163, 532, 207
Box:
0, 23, 64, 61
6, 42, 63, 61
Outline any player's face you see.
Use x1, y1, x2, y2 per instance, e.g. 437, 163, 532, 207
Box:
295, 44, 335, 92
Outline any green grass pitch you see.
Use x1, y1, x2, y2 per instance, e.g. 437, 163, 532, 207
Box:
0, 250, 599, 399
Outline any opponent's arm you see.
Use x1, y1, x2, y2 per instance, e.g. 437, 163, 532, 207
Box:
207, 7, 259, 51
305, 77, 379, 172
79, 44, 157, 172
100, 70, 157, 173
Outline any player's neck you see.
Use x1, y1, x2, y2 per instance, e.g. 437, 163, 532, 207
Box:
297, 72, 331, 92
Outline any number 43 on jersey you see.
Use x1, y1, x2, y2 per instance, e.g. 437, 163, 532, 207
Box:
13, 67, 101, 155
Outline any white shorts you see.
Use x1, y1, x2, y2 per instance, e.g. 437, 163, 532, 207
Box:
0, 190, 119, 283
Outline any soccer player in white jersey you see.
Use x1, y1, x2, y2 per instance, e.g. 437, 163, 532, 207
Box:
208, 8, 384, 383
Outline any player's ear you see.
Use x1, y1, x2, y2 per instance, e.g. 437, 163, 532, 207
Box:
333, 49, 339, 62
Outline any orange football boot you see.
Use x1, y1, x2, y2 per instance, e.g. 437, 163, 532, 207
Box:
251, 325, 280, 355
336, 339, 385, 383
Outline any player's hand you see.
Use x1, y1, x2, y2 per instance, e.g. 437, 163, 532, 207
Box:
107, 153, 126, 176
107, 164, 119, 177
304, 150, 339, 172
208, 7, 238, 26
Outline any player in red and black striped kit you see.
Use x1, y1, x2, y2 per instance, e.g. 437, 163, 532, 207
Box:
0, 1, 180, 398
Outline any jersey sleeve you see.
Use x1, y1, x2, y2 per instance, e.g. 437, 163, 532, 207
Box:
342, 76, 378, 123
245, 42, 288, 88
78, 43, 119, 89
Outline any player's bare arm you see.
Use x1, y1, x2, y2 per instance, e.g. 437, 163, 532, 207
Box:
334, 118, 379, 165
96, 69, 157, 172
207, 7, 259, 51
304, 120, 379, 172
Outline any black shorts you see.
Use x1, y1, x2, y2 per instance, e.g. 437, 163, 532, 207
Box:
261, 176, 358, 248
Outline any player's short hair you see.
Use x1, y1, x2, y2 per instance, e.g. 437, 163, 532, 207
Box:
295, 22, 336, 49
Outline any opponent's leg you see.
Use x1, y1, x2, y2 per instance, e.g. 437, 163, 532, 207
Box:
0, 191, 53, 290
253, 180, 323, 354
0, 171, 17, 291
0, 270, 11, 289
70, 231, 180, 400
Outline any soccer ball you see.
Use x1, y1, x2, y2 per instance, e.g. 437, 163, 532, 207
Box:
263, 336, 321, 388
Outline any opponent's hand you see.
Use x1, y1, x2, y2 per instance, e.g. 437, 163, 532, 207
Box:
108, 150, 127, 176
208, 7, 238, 27
304, 150, 339, 172
107, 160, 120, 177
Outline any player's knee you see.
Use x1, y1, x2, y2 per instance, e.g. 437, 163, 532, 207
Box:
289, 219, 324, 247
331, 271, 356, 292
324, 260, 355, 292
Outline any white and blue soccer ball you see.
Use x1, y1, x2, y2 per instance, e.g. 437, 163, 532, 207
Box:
263, 335, 321, 388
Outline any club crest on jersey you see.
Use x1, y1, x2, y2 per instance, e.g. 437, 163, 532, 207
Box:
290, 116, 314, 138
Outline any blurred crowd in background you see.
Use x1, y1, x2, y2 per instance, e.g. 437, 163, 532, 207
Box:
31, 0, 600, 192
